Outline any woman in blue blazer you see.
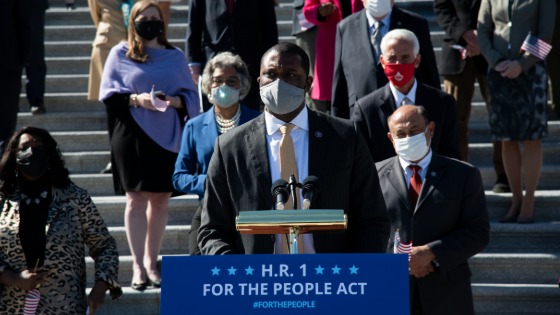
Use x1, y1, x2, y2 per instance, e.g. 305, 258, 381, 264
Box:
173, 52, 260, 254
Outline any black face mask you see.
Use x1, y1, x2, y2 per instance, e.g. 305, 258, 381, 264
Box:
16, 146, 48, 179
134, 20, 163, 41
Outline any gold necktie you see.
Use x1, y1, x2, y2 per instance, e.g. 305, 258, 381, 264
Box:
279, 123, 304, 253
280, 123, 299, 208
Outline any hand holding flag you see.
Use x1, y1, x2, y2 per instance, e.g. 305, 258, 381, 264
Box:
521, 33, 552, 60
452, 45, 467, 60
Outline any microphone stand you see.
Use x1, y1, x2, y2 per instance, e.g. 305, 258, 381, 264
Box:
288, 175, 300, 254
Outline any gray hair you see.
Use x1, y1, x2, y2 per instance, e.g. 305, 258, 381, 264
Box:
201, 51, 251, 100
380, 29, 420, 57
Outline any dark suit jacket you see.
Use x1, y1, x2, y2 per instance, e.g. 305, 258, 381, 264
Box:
331, 7, 441, 119
434, 0, 488, 75
376, 154, 489, 315
199, 109, 390, 255
351, 83, 461, 162
186, 0, 278, 107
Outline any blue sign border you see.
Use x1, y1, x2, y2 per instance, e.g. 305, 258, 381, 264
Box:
161, 254, 410, 314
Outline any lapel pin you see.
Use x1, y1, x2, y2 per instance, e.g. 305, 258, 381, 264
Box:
431, 171, 437, 177
314, 131, 323, 138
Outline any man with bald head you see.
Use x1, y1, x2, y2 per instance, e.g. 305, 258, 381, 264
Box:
352, 29, 460, 163
376, 105, 489, 314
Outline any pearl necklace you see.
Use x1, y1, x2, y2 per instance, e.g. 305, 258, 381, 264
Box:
215, 107, 241, 134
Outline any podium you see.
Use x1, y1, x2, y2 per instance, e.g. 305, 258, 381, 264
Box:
161, 209, 410, 314
236, 209, 347, 254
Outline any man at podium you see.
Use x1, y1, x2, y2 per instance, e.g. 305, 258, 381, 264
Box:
198, 42, 390, 255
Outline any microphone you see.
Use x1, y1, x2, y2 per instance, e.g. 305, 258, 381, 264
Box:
301, 176, 320, 210
271, 179, 290, 210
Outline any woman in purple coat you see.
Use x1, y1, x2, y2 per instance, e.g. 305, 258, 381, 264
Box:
99, 0, 199, 291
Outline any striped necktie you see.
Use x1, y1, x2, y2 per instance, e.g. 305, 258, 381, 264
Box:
401, 96, 413, 106
371, 20, 384, 64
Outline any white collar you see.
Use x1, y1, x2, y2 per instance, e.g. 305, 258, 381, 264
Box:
265, 106, 309, 136
365, 9, 392, 29
389, 79, 418, 107
398, 149, 432, 172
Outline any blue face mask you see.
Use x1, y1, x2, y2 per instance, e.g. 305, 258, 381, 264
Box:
260, 80, 305, 115
210, 84, 240, 109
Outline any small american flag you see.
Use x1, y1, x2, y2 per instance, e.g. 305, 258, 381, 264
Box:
23, 289, 40, 315
521, 33, 552, 61
394, 230, 412, 260
452, 44, 467, 60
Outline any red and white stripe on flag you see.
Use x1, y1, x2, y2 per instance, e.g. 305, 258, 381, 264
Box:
393, 230, 412, 260
24, 289, 41, 315
521, 33, 552, 61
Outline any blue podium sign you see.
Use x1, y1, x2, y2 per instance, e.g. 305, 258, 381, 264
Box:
161, 254, 410, 314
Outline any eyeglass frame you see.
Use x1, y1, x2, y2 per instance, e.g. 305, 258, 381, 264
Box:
211, 76, 241, 87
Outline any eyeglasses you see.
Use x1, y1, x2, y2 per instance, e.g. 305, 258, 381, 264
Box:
211, 76, 240, 87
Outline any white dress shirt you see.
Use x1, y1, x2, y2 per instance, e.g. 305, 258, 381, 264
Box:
398, 149, 432, 188
365, 9, 392, 41
264, 106, 315, 254
390, 79, 418, 108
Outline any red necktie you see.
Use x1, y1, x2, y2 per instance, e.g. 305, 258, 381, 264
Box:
408, 165, 422, 209
226, 0, 234, 15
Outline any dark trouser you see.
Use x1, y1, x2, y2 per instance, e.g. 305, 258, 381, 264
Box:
0, 68, 23, 153
25, 5, 47, 108
443, 58, 506, 180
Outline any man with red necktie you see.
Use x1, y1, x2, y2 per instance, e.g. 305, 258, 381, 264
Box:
376, 104, 489, 315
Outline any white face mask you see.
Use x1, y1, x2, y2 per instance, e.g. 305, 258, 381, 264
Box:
260, 79, 305, 115
393, 128, 430, 162
367, 0, 392, 18
210, 84, 240, 109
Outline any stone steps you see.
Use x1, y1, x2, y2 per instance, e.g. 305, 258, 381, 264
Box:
106, 225, 189, 256
65, 163, 560, 196
83, 252, 560, 288
92, 195, 198, 227
44, 21, 293, 42
85, 287, 161, 315
82, 283, 560, 315
23, 108, 559, 139
485, 191, 560, 222
32, 1, 560, 314
51, 130, 109, 151
472, 284, 560, 314
17, 111, 106, 131
58, 139, 560, 174
469, 253, 560, 284
485, 222, 560, 253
